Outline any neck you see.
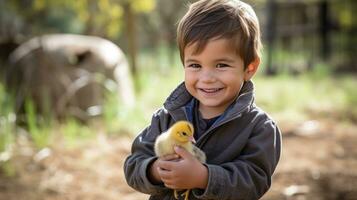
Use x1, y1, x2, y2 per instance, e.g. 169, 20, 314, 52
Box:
199, 104, 226, 119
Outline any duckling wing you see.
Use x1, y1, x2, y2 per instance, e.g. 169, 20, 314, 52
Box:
192, 145, 206, 163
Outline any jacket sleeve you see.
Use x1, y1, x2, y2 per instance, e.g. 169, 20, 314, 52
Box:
123, 109, 171, 195
193, 119, 282, 200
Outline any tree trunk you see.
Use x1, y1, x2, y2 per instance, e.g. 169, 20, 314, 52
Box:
123, 3, 138, 78
319, 0, 331, 60
265, 0, 277, 76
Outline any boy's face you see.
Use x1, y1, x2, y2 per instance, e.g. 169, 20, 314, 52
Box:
184, 38, 255, 118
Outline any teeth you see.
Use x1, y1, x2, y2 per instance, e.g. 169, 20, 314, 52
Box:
201, 88, 221, 93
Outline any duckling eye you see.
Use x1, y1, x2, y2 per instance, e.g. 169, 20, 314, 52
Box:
182, 132, 187, 136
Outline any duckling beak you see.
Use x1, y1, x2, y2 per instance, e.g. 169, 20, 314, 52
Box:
189, 136, 196, 144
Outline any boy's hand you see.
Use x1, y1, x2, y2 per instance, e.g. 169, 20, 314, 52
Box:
148, 154, 179, 184
157, 146, 208, 190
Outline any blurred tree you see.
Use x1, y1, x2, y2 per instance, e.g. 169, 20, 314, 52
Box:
1, 0, 355, 76
135, 0, 187, 67
156, 0, 187, 65
331, 0, 356, 72
262, 0, 356, 74
264, 0, 277, 76
118, 0, 155, 76
0, 0, 156, 77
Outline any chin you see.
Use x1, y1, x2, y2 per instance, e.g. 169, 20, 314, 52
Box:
199, 101, 223, 108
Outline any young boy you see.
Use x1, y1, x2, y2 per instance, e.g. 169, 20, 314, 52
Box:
124, 0, 281, 199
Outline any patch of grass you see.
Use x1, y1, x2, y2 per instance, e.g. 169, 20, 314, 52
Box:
0, 84, 16, 176
0, 161, 16, 177
254, 73, 357, 122
0, 99, 15, 153
336, 76, 357, 122
24, 99, 52, 149
60, 118, 94, 148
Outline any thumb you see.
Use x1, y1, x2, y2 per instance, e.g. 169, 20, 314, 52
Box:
174, 146, 192, 159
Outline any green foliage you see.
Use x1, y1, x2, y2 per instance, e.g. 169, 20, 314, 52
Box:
24, 99, 52, 149
102, 91, 122, 134
254, 73, 357, 122
337, 77, 357, 121
130, 0, 156, 12
60, 118, 94, 148
307, 62, 332, 79
332, 0, 355, 28
0, 85, 15, 151
0, 84, 16, 177
0, 161, 16, 177
3, 0, 155, 39
32, 0, 124, 37
0, 115, 15, 157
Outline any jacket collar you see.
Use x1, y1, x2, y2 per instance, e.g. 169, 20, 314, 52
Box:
163, 80, 255, 119
163, 82, 192, 111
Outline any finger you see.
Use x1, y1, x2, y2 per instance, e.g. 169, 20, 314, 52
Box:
157, 160, 175, 170
157, 167, 172, 180
161, 154, 180, 161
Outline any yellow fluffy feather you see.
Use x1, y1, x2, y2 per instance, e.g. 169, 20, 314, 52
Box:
154, 121, 206, 200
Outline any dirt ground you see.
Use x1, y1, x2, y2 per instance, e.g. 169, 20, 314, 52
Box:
0, 118, 356, 200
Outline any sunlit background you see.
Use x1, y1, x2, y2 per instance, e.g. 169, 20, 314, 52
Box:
0, 0, 356, 199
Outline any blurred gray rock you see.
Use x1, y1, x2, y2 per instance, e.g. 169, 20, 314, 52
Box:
5, 34, 135, 121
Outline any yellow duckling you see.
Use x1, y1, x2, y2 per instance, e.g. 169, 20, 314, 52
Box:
154, 121, 206, 200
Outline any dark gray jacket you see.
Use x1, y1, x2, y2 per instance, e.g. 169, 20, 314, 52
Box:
124, 80, 281, 200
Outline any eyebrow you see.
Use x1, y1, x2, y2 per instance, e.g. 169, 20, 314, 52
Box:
214, 58, 236, 63
184, 58, 199, 63
185, 58, 236, 63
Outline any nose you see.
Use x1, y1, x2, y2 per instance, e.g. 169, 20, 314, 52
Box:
200, 68, 216, 83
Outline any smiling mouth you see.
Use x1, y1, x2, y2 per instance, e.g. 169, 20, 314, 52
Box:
199, 88, 223, 93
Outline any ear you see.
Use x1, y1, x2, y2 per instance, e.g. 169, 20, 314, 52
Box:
244, 57, 260, 81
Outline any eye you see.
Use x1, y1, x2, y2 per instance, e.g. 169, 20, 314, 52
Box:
216, 63, 230, 68
182, 132, 187, 136
186, 63, 201, 69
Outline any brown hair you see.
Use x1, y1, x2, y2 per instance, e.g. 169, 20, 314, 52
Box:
177, 0, 262, 68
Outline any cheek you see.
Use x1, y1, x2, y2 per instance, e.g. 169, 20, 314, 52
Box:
224, 74, 244, 90
184, 73, 197, 95
224, 73, 243, 82
184, 71, 195, 84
